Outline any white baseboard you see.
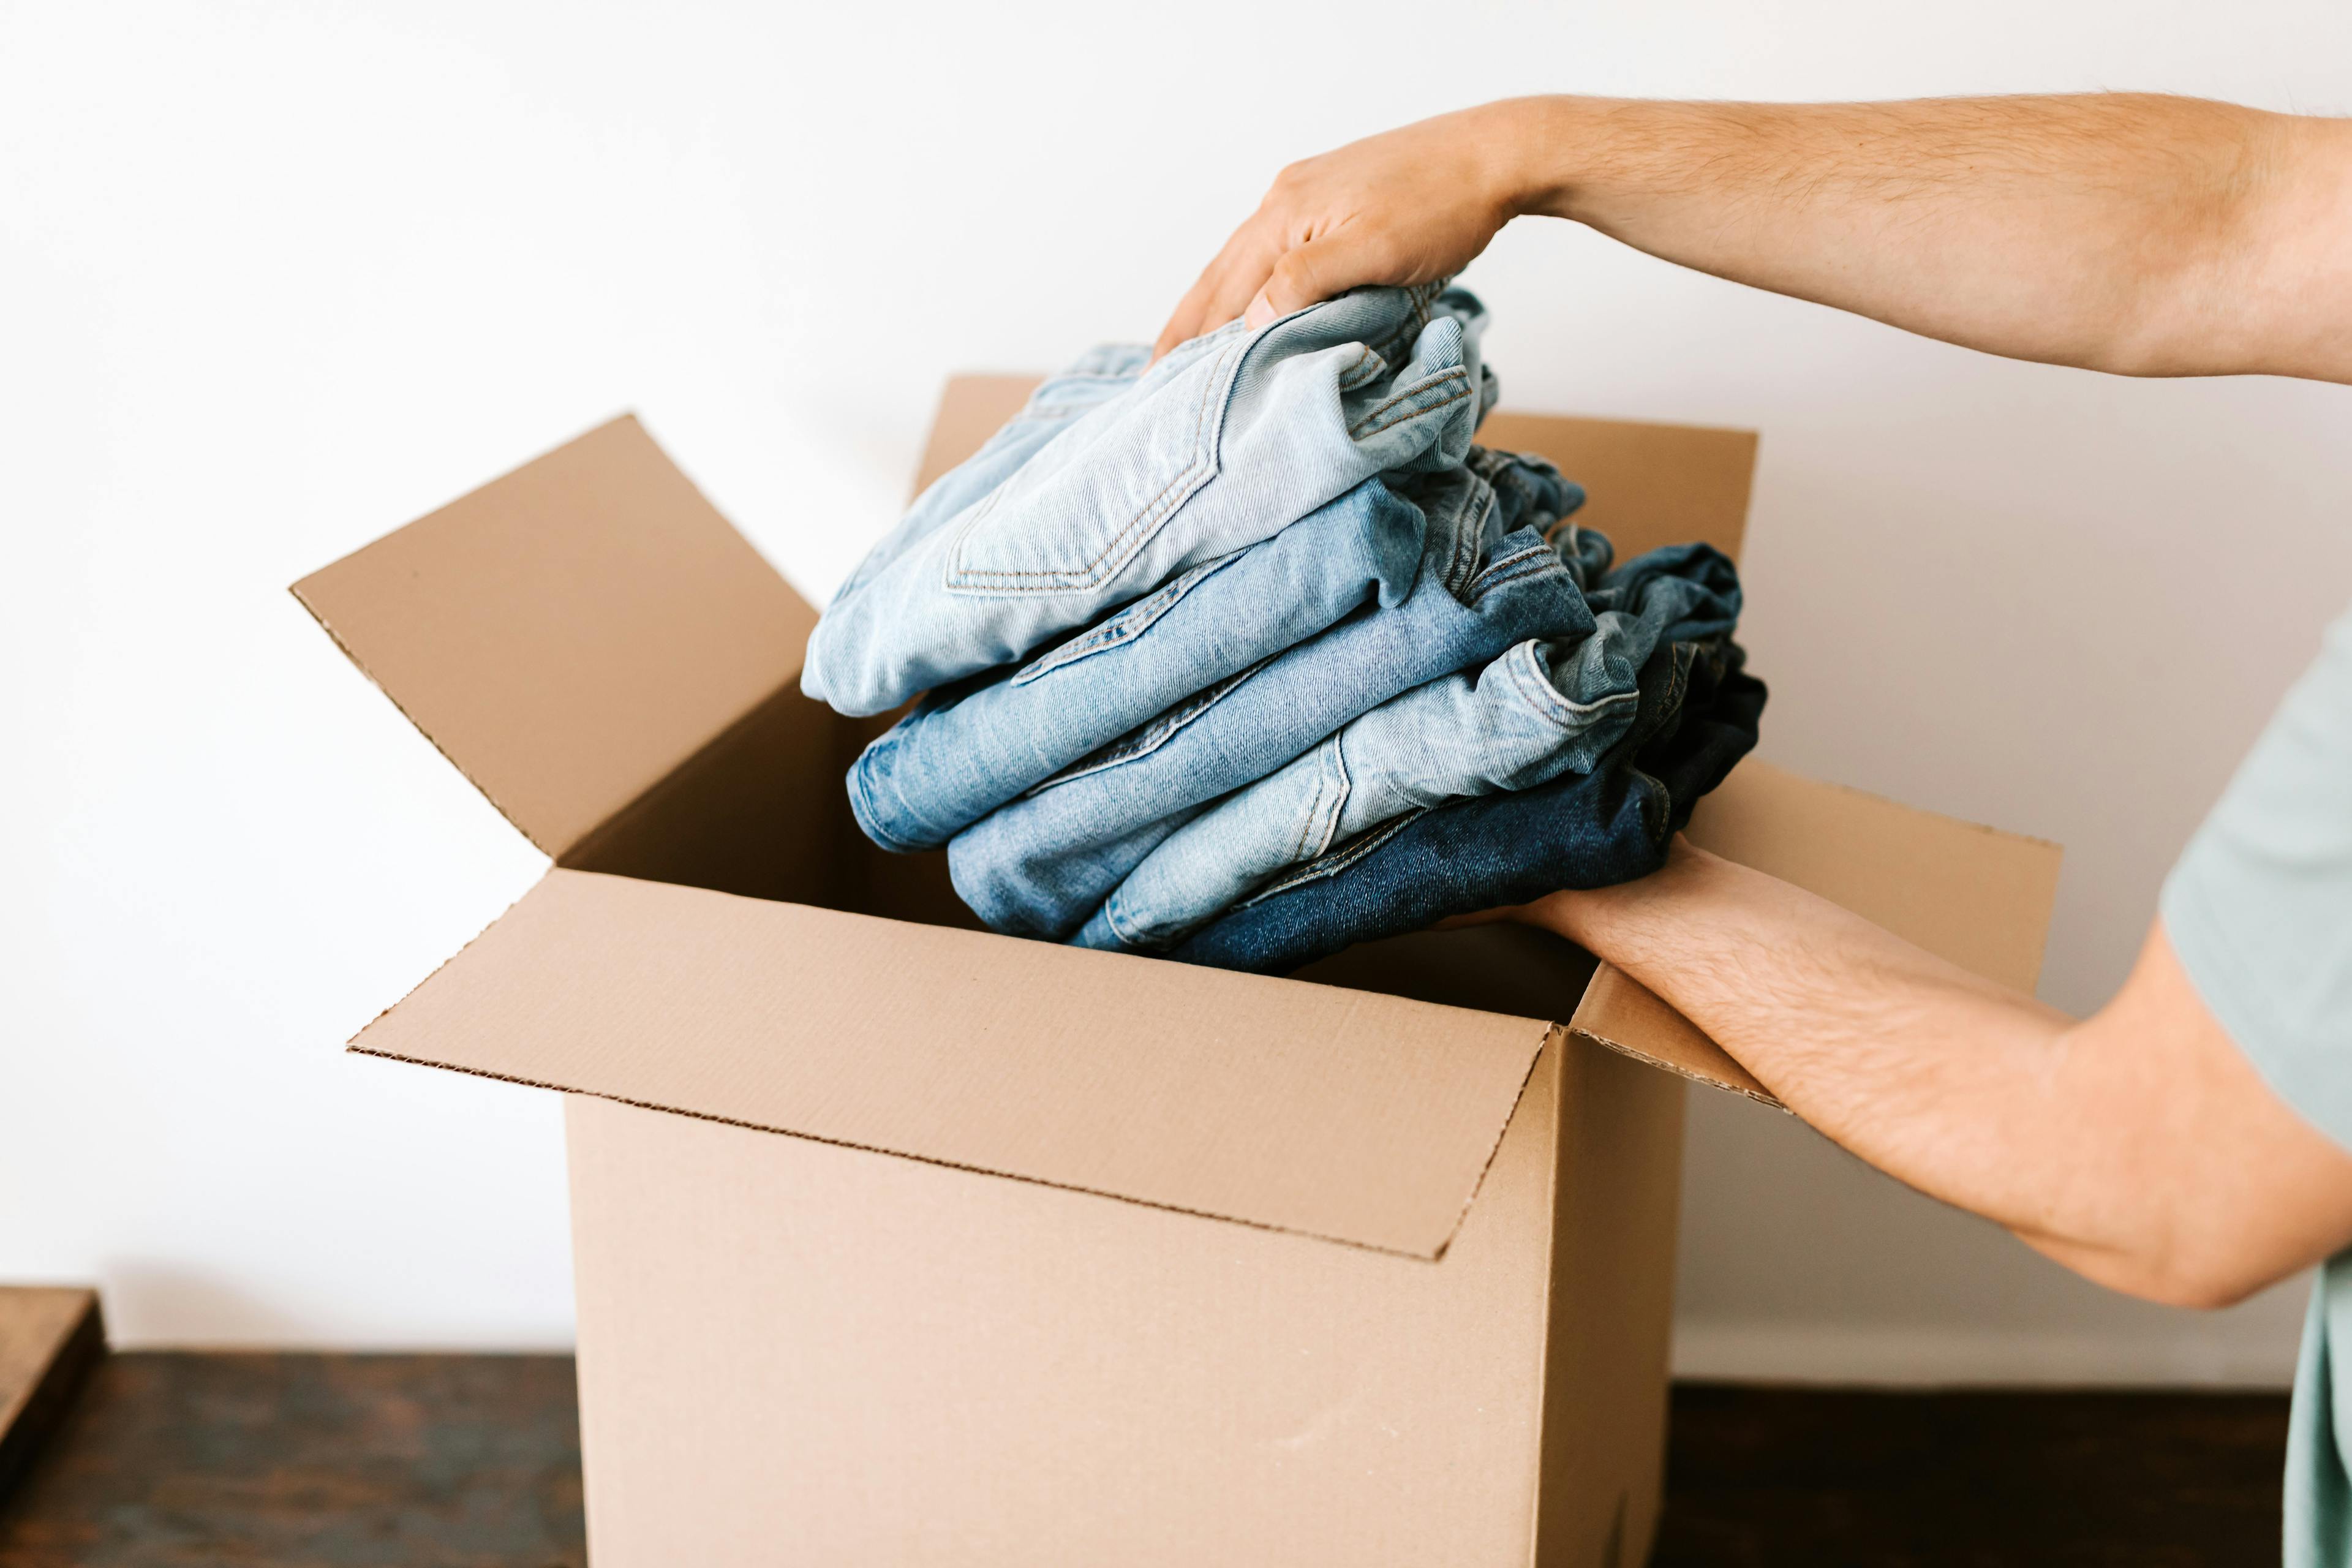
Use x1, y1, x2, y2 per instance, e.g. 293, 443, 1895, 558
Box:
1672, 1319, 2299, 1390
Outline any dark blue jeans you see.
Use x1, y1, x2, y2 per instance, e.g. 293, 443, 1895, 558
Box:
1164, 638, 1766, 974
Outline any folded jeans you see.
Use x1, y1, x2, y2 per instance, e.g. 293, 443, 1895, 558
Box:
1071, 541, 1741, 953
1163, 638, 1767, 974
946, 451, 1597, 939
846, 475, 1429, 852
804, 284, 1499, 716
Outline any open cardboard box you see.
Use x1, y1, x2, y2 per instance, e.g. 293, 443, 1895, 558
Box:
294, 383, 2060, 1567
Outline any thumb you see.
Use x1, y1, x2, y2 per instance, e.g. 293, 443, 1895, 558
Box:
1244, 238, 1355, 329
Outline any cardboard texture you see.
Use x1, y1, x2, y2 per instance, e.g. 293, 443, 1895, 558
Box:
292, 415, 815, 858
299, 388, 2061, 1566
565, 1034, 1683, 1568
357, 867, 1546, 1259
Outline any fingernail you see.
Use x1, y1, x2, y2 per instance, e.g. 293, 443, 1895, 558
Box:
1243, 290, 1275, 330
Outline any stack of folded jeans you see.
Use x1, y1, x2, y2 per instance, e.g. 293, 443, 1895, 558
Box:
804, 284, 1766, 974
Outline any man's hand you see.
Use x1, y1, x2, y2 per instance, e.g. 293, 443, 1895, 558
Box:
1506, 839, 2352, 1310
1157, 94, 2352, 381
1152, 103, 1536, 359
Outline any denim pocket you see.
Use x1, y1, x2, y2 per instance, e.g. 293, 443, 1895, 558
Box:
944, 330, 1249, 594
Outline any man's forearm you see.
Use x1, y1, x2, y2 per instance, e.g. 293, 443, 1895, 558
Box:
1485, 94, 2352, 380
1521, 842, 2352, 1307
1529, 845, 2100, 1257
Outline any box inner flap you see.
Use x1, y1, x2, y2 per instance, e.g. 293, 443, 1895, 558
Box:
350, 868, 1550, 1259
1571, 760, 2065, 1105
1475, 409, 1755, 565
292, 415, 815, 858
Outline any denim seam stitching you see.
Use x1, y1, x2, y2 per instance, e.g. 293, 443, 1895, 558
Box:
1360, 285, 1438, 364
1476, 560, 1562, 592
1008, 551, 1242, 685
1022, 655, 1273, 793
1289, 735, 1349, 868
846, 760, 934, 854
1465, 545, 1561, 599
946, 332, 1245, 590
1333, 345, 1382, 392
1502, 647, 1643, 731
1435, 475, 1496, 595
1346, 371, 1471, 440
1099, 888, 1152, 951
1238, 809, 1423, 906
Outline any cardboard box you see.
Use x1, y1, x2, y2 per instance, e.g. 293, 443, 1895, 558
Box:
293, 385, 2060, 1567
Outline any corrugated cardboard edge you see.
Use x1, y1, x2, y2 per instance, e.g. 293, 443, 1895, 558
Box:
1569, 1035, 1784, 1112
343, 882, 1553, 1264
1432, 1031, 1551, 1262
288, 581, 552, 856
288, 410, 817, 864
1564, 993, 1785, 1112
347, 1046, 1549, 1266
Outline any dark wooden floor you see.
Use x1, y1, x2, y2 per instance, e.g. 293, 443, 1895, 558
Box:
1651, 1384, 2287, 1567
0, 1355, 582, 1568
0, 1355, 2288, 1566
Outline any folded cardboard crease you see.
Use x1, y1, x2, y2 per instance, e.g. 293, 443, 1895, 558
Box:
294, 385, 2060, 1567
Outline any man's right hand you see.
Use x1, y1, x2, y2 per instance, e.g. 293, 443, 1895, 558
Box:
1155, 93, 2352, 382
1151, 102, 1538, 360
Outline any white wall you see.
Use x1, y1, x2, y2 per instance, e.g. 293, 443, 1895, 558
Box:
3, 0, 2346, 1379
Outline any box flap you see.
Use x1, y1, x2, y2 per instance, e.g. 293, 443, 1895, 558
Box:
292, 416, 815, 858
350, 869, 1549, 1259
1569, 761, 2065, 1106
1476, 409, 1755, 565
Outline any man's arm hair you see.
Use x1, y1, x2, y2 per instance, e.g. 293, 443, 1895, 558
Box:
1161, 93, 2352, 383
1513, 94, 2352, 382
1511, 842, 2352, 1308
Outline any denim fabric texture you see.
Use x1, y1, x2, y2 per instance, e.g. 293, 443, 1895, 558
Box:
846, 475, 1430, 852
1072, 541, 1741, 954
1164, 638, 1766, 974
803, 284, 1499, 716
947, 452, 1594, 940
826, 345, 1152, 611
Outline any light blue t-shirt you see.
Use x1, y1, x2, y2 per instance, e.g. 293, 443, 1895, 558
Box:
2161, 599, 2352, 1568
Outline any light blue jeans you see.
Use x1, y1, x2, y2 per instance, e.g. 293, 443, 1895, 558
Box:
826, 345, 1152, 611
1071, 541, 1741, 952
847, 476, 1429, 851
946, 451, 1596, 939
802, 284, 1498, 716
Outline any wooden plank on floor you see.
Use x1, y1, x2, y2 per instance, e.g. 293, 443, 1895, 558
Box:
0, 1290, 104, 1506
0, 1352, 585, 1567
